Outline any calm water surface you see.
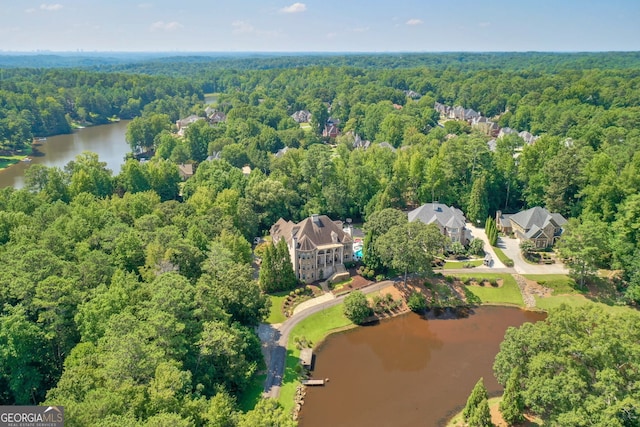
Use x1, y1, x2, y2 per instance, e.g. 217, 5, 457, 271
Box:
0, 120, 130, 189
298, 306, 545, 427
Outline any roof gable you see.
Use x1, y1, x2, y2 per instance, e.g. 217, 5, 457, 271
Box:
510, 206, 567, 231
408, 203, 466, 229
270, 215, 352, 250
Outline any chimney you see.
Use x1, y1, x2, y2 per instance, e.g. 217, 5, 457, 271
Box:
311, 214, 320, 225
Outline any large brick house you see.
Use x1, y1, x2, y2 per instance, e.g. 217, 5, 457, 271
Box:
496, 207, 567, 248
408, 203, 469, 245
270, 214, 353, 283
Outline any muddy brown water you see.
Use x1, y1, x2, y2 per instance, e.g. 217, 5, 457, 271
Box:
0, 120, 130, 189
298, 306, 545, 427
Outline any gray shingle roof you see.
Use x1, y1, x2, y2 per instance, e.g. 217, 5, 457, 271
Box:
408, 203, 467, 229
510, 206, 566, 231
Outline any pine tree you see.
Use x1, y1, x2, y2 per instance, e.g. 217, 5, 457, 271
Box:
499, 368, 525, 425
468, 397, 494, 427
468, 173, 489, 225
276, 238, 297, 291
258, 242, 275, 292
485, 217, 498, 247
362, 230, 381, 271
463, 378, 489, 421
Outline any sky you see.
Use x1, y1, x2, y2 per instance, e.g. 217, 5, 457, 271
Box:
1, 0, 639, 52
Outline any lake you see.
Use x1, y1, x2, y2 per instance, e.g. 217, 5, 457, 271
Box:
0, 120, 130, 189
298, 306, 545, 427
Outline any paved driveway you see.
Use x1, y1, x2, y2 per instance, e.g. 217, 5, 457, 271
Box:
498, 234, 569, 275
465, 223, 506, 269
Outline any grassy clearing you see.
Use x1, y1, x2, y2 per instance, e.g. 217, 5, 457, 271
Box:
525, 274, 634, 315
299, 122, 312, 132
237, 372, 267, 412
492, 246, 514, 267
535, 294, 630, 315
523, 274, 578, 295
455, 273, 524, 306
278, 304, 354, 414
0, 147, 32, 171
443, 259, 483, 269
265, 292, 289, 324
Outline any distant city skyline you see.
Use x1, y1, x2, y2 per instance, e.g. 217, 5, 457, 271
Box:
1, 0, 639, 52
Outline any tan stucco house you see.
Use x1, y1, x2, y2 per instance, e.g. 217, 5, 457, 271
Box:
270, 214, 353, 284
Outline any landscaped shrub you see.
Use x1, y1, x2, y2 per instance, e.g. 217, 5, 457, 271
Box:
407, 291, 427, 312
375, 274, 385, 282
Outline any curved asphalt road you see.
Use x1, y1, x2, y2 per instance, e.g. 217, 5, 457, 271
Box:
262, 280, 395, 399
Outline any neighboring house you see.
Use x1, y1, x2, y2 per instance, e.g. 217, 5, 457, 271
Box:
451, 105, 466, 120
291, 110, 312, 123
205, 151, 221, 162
496, 207, 567, 248
209, 111, 227, 124
241, 165, 252, 176
408, 203, 468, 245
178, 163, 194, 181
518, 130, 538, 145
353, 133, 371, 150
322, 123, 340, 138
498, 127, 517, 139
487, 139, 497, 152
472, 116, 500, 137
404, 90, 421, 99
393, 103, 403, 110
176, 115, 203, 136
434, 102, 451, 117
464, 108, 480, 122
270, 214, 354, 283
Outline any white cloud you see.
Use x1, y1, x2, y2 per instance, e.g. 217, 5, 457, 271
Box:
40, 4, 63, 11
479, 21, 491, 27
232, 20, 255, 35
231, 21, 279, 37
150, 21, 183, 31
25, 8, 36, 13
138, 2, 153, 9
326, 32, 338, 39
406, 18, 423, 26
351, 27, 370, 33
281, 2, 306, 13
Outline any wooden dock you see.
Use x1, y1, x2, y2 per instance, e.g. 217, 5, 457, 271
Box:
301, 379, 325, 386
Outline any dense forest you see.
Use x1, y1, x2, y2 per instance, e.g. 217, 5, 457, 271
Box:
1, 52, 640, 425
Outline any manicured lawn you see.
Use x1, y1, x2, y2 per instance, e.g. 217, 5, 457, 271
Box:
456, 273, 524, 307
265, 292, 289, 324
278, 304, 354, 414
535, 294, 631, 315
299, 122, 312, 132
523, 274, 578, 295
0, 147, 32, 171
237, 372, 267, 412
443, 259, 483, 269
